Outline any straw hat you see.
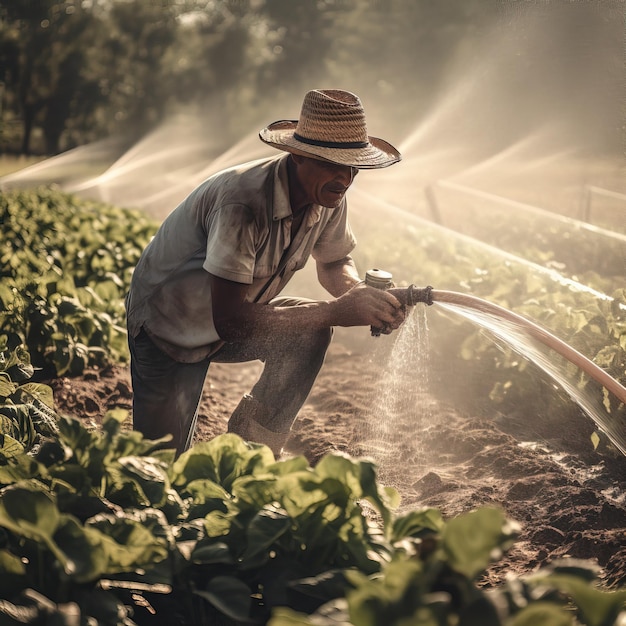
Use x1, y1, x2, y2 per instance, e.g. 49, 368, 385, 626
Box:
259, 89, 401, 169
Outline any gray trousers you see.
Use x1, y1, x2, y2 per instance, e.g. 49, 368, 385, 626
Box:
128, 297, 332, 453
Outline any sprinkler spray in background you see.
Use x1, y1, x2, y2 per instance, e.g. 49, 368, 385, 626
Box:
365, 268, 434, 336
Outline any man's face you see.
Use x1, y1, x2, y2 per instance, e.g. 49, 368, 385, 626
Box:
294, 155, 359, 209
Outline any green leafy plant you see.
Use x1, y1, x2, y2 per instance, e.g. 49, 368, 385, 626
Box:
0, 352, 624, 625
0, 188, 158, 376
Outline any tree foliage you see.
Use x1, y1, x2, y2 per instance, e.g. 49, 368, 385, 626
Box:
0, 1, 102, 154
0, 0, 497, 155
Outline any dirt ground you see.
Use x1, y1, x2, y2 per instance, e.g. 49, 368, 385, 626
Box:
47, 328, 626, 591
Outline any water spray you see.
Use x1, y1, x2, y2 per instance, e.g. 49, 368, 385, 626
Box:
428, 289, 626, 409
367, 268, 626, 453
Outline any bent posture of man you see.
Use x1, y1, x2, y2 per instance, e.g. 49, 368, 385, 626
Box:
125, 88, 404, 455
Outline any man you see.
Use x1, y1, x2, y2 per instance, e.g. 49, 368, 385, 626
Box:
125, 88, 404, 456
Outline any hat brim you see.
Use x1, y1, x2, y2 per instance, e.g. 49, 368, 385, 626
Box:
259, 120, 401, 169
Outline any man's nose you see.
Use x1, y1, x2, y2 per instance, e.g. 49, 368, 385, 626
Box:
338, 165, 358, 183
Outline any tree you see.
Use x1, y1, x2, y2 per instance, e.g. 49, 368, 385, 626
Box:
0, 0, 103, 154
97, 0, 179, 140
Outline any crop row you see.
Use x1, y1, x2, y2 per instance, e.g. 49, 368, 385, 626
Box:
0, 188, 158, 376
429, 181, 625, 293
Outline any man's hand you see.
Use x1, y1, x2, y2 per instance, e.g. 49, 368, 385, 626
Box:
328, 282, 406, 331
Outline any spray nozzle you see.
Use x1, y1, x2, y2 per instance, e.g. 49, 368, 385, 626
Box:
364, 269, 434, 336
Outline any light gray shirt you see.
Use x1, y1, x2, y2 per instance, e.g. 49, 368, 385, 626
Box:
126, 154, 356, 362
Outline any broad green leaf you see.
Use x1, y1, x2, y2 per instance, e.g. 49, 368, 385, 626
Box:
13, 395, 59, 436
508, 602, 574, 626
392, 508, 445, 542
53, 516, 109, 583
0, 484, 75, 574
315, 454, 399, 526
194, 575, 252, 623
346, 559, 424, 626
92, 279, 122, 303
204, 510, 233, 538
0, 283, 15, 309
274, 472, 343, 520
315, 453, 362, 499
105, 407, 128, 424
0, 373, 16, 398
231, 474, 282, 510
355, 459, 399, 529
185, 478, 231, 502
0, 434, 25, 460
0, 548, 26, 576
86, 512, 169, 573
0, 484, 61, 540
0, 449, 38, 481
117, 455, 169, 507
0, 415, 18, 438
529, 573, 626, 626
52, 341, 72, 377
56, 414, 95, 456
0, 403, 35, 446
16, 383, 54, 411
171, 433, 273, 490
241, 504, 291, 569
184, 478, 231, 517
267, 455, 310, 476
442, 507, 518, 579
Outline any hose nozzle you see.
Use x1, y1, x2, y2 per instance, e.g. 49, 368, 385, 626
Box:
364, 269, 434, 337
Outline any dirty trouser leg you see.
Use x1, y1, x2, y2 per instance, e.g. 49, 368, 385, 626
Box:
213, 297, 333, 452
129, 328, 210, 454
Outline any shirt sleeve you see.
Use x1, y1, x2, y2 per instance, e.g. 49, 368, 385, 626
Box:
312, 199, 357, 264
203, 203, 258, 284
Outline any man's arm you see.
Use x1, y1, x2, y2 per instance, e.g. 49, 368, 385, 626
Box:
210, 266, 404, 343
316, 254, 361, 297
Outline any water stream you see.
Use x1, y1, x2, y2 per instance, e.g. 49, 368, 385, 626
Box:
365, 289, 626, 460
357, 288, 626, 487
431, 289, 626, 411
359, 306, 433, 482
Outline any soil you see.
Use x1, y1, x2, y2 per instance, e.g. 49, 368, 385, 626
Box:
46, 331, 626, 591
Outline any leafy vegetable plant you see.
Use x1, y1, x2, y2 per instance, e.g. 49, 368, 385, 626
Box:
0, 347, 625, 625
0, 188, 158, 376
